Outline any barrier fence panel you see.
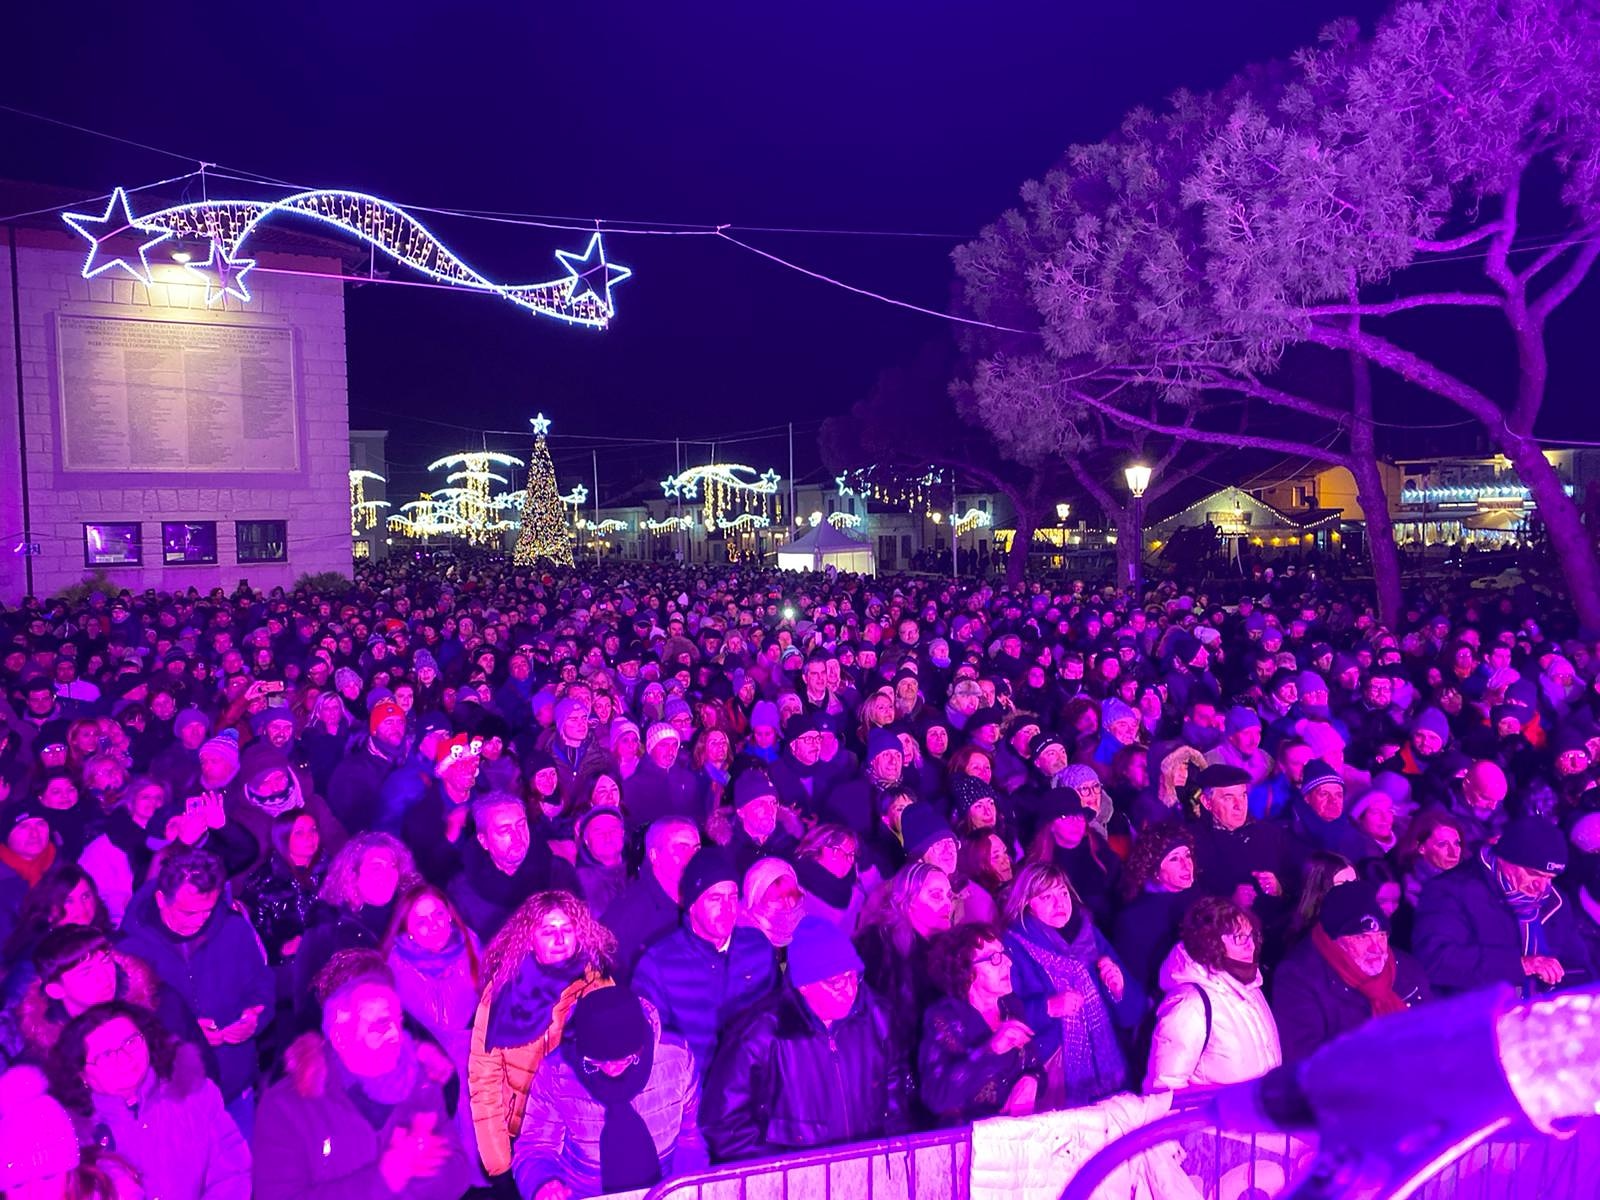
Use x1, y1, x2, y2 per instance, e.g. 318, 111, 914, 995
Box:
639, 1120, 1600, 1200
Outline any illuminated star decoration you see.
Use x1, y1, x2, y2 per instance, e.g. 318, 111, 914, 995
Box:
61, 187, 173, 284
531, 413, 552, 437
183, 239, 257, 305
556, 234, 633, 311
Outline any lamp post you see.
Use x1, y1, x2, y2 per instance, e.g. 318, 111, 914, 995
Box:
1124, 464, 1153, 596
1055, 501, 1071, 566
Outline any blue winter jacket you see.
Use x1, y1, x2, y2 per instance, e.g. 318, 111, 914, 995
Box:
634, 923, 777, 1074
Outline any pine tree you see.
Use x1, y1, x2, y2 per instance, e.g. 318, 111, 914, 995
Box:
513, 414, 574, 567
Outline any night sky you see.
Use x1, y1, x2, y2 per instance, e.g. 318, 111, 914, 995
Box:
15, 0, 1591, 503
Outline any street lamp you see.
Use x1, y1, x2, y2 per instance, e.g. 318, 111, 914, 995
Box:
1124, 463, 1154, 596
1055, 502, 1071, 564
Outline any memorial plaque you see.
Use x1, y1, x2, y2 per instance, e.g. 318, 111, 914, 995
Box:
56, 313, 299, 473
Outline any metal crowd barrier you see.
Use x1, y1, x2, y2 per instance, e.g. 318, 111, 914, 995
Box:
639, 1118, 1600, 1200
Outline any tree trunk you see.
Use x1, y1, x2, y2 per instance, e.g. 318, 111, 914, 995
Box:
1114, 512, 1141, 597
1499, 432, 1600, 633
1347, 351, 1403, 630
1007, 507, 1034, 587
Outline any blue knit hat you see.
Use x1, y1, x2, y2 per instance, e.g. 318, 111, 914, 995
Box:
787, 916, 864, 987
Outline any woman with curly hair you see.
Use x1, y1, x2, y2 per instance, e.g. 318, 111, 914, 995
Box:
1003, 862, 1143, 1107
918, 923, 1045, 1124
49, 1001, 251, 1200
467, 890, 615, 1178
1145, 896, 1281, 1092
291, 832, 418, 1022
1112, 821, 1199, 994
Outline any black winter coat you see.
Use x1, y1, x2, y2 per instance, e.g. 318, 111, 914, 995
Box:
1269, 939, 1432, 1063
602, 869, 681, 984
702, 984, 909, 1161
240, 852, 324, 964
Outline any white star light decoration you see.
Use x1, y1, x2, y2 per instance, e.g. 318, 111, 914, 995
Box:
531, 413, 553, 437
184, 240, 257, 305
64, 186, 635, 327
61, 187, 173, 284
556, 234, 632, 310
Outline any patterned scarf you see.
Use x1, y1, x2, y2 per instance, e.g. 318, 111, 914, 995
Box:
1009, 916, 1125, 1104
1486, 848, 1561, 980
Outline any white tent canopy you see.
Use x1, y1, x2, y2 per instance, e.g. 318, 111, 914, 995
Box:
777, 521, 875, 575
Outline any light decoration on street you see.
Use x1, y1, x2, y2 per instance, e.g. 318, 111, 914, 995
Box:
67, 188, 632, 327
349, 469, 390, 536
829, 512, 862, 529
387, 493, 455, 539
578, 518, 628, 534
662, 464, 782, 531
646, 516, 694, 532
952, 509, 993, 537
837, 466, 944, 512
428, 451, 524, 544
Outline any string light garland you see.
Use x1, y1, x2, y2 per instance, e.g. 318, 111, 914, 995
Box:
349, 470, 389, 536
646, 516, 694, 532
952, 509, 993, 537
836, 467, 944, 513
64, 187, 632, 328
662, 463, 783, 531
427, 451, 524, 544
513, 414, 576, 567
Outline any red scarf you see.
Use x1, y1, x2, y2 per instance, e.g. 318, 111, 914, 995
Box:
0, 840, 57, 888
1311, 924, 1406, 1017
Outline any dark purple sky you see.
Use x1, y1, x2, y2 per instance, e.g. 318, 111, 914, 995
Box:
23, 0, 1587, 501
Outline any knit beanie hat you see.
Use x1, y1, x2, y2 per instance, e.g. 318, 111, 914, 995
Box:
865, 727, 902, 762
608, 718, 641, 750
787, 915, 865, 987
899, 802, 954, 860
1101, 698, 1137, 727
0, 1066, 80, 1189
1225, 706, 1262, 735
645, 722, 680, 755
1413, 707, 1451, 743
1059, 763, 1100, 793
553, 697, 589, 731
199, 727, 240, 768
334, 666, 361, 693
1301, 758, 1344, 794
679, 846, 739, 909
368, 698, 405, 734
173, 707, 210, 739
750, 700, 781, 731
1495, 817, 1570, 875
732, 769, 777, 809
949, 774, 998, 821
571, 985, 648, 1062
1319, 881, 1390, 938
413, 648, 438, 673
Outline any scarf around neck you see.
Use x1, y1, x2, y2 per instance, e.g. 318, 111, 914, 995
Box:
0, 841, 56, 887
561, 1024, 660, 1193
795, 856, 856, 911
485, 953, 585, 1051
1310, 924, 1406, 1016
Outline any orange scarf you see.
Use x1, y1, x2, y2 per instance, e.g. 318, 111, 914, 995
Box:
0, 840, 57, 888
1311, 924, 1406, 1017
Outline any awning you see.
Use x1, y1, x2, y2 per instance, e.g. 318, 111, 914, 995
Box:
1466, 509, 1524, 531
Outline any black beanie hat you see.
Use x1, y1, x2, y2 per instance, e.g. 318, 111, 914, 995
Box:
678, 846, 739, 910
571, 985, 648, 1062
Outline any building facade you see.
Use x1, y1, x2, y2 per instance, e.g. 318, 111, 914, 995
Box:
1, 220, 353, 602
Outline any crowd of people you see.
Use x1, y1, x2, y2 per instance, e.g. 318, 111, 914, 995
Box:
0, 555, 1596, 1200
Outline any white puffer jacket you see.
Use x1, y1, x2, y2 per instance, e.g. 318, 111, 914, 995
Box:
1143, 942, 1282, 1092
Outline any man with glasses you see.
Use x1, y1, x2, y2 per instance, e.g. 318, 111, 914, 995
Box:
1272, 881, 1431, 1062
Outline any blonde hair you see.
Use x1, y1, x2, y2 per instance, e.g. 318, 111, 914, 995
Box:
480, 890, 616, 1002
317, 832, 419, 912
1002, 861, 1080, 926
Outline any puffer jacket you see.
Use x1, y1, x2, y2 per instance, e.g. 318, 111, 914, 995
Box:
634, 924, 777, 1074
467, 964, 611, 1177
240, 852, 324, 964
1143, 943, 1282, 1092
701, 982, 910, 1161
510, 1000, 709, 1199
84, 1048, 251, 1200
255, 1034, 470, 1200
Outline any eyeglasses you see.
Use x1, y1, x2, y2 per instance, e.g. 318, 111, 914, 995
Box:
1221, 928, 1260, 946
87, 1030, 145, 1068
581, 1053, 639, 1074
974, 949, 1012, 967
62, 948, 112, 978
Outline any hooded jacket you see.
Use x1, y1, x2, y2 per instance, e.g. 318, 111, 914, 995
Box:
1143, 943, 1282, 1093
510, 999, 709, 1198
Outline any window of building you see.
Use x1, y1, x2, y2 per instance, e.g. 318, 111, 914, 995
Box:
237, 520, 289, 563
83, 523, 142, 567
161, 521, 218, 566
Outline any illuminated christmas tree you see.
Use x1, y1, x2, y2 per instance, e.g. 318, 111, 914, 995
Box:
513, 413, 575, 567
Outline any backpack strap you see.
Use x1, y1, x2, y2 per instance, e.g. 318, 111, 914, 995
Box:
1190, 983, 1213, 1055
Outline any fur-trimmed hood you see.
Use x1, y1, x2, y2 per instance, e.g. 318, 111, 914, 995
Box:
705, 802, 804, 847
19, 949, 161, 1055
